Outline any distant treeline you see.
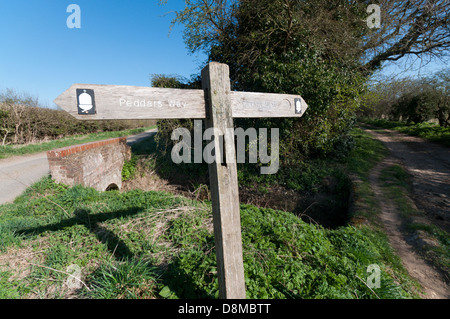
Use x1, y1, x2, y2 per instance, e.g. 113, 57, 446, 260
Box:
359, 69, 450, 127
0, 103, 155, 146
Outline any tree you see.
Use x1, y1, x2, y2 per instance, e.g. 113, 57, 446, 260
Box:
165, 0, 450, 73
163, 0, 368, 157
150, 74, 191, 89
0, 89, 39, 144
429, 68, 450, 127
392, 86, 437, 123
0, 105, 11, 145
362, 0, 450, 72
361, 69, 450, 125
360, 77, 423, 120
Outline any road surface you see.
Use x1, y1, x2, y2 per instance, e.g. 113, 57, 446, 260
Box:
0, 129, 156, 205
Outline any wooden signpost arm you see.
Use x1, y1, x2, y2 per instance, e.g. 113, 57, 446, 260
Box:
201, 62, 246, 299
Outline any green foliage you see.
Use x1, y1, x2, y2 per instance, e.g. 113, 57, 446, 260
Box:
239, 54, 362, 158
397, 122, 450, 147
392, 89, 441, 124
408, 223, 450, 271
150, 74, 197, 89
122, 156, 138, 181
161, 204, 411, 299
160, 0, 368, 160
360, 68, 450, 127
0, 129, 422, 299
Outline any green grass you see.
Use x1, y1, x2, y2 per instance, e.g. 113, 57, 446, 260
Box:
339, 128, 388, 227
0, 127, 421, 299
379, 165, 416, 219
0, 126, 157, 159
362, 119, 450, 147
0, 177, 416, 299
345, 128, 389, 180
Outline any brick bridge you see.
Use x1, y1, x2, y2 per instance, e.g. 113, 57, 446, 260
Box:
47, 137, 131, 191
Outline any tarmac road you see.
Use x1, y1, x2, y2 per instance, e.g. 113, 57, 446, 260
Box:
0, 129, 157, 205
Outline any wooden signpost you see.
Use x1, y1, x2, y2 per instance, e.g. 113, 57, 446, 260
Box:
55, 62, 308, 299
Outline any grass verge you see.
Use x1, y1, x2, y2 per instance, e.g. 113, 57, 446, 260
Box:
0, 126, 156, 160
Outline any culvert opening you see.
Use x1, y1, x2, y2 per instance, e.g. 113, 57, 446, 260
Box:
106, 183, 119, 191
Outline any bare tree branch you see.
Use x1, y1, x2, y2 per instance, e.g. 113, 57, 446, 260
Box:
363, 0, 450, 72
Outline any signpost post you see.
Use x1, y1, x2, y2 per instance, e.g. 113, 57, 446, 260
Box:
55, 62, 308, 299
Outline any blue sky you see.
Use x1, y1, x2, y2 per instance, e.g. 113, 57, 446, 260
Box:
0, 1, 447, 108
0, 0, 206, 108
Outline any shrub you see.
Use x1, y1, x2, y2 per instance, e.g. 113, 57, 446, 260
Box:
0, 102, 154, 145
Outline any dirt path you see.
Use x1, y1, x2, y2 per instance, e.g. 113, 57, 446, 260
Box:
363, 126, 449, 299
364, 127, 450, 231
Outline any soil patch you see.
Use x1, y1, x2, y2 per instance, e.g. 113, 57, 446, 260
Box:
363, 126, 449, 299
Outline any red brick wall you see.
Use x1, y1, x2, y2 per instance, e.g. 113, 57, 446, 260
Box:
47, 137, 131, 191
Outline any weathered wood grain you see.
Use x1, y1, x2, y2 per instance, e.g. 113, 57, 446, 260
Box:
54, 84, 206, 120
202, 62, 246, 299
231, 91, 307, 118
54, 84, 308, 119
